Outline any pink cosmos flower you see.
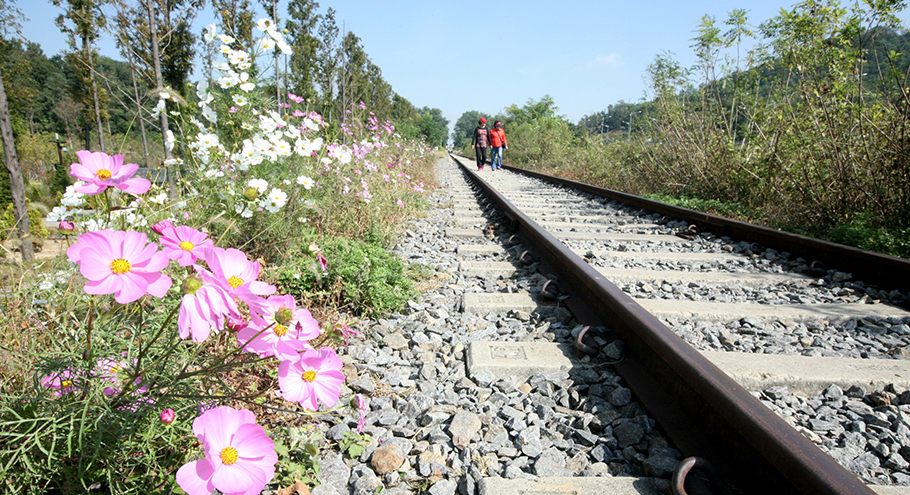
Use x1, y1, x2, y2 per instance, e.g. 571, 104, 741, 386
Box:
277, 347, 345, 411
69, 150, 151, 196
58, 221, 75, 232
151, 219, 174, 235
179, 277, 240, 343
292, 110, 305, 117
176, 406, 277, 495
160, 225, 214, 266
397, 199, 405, 208
41, 369, 79, 396
317, 253, 328, 273
67, 230, 172, 304
237, 295, 320, 360
198, 247, 275, 314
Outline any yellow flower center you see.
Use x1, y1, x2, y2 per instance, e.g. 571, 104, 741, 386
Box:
227, 276, 243, 288
302, 370, 317, 382
110, 259, 131, 274
179, 241, 195, 251
61, 380, 72, 388
273, 324, 288, 337
96, 169, 112, 180
220, 446, 239, 465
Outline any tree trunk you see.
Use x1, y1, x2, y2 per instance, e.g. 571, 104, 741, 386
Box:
146, 0, 177, 200
0, 67, 35, 263
82, 6, 106, 153
127, 51, 150, 168
273, 0, 280, 111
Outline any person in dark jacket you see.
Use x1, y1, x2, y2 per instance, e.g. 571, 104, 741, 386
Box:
471, 118, 490, 170
489, 121, 507, 170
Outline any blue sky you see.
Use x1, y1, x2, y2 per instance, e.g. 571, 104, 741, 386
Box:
16, 1, 910, 128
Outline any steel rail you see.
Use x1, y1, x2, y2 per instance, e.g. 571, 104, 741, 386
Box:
450, 155, 876, 495
499, 163, 910, 294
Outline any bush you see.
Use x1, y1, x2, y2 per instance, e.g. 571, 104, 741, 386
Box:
0, 202, 49, 243
827, 214, 910, 259
278, 237, 416, 317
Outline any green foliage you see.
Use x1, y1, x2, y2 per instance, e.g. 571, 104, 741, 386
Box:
643, 193, 746, 219
338, 430, 371, 459
278, 237, 416, 317
273, 426, 323, 487
0, 202, 49, 241
519, 1, 910, 260
827, 213, 910, 259
398, 107, 448, 146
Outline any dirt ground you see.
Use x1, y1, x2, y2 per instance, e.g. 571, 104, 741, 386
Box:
0, 237, 69, 266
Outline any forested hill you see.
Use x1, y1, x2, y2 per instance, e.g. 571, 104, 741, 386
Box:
0, 1, 449, 203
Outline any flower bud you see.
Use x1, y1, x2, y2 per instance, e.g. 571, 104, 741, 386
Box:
182, 276, 203, 296
159, 408, 175, 424
58, 221, 75, 232
243, 187, 260, 200
306, 242, 320, 256
227, 316, 248, 332
274, 306, 294, 326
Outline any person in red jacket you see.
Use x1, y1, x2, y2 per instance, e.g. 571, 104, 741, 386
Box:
471, 117, 490, 170
489, 121, 508, 170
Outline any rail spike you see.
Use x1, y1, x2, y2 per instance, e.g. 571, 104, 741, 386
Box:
671, 457, 732, 495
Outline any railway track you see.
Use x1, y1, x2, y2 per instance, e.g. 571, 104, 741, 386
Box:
444, 154, 910, 495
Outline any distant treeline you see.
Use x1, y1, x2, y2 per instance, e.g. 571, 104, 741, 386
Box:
0, 0, 448, 205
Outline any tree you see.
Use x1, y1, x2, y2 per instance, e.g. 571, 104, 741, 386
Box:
314, 8, 338, 123
53, 0, 108, 152
285, 0, 320, 102
414, 107, 448, 146
212, 0, 254, 51
0, 0, 33, 261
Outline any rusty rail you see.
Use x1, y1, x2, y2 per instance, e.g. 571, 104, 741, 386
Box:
451, 154, 876, 495
501, 163, 910, 294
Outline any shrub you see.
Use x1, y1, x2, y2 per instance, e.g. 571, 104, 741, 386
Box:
278, 237, 416, 317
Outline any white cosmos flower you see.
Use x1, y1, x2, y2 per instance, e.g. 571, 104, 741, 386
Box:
217, 71, 241, 89
247, 178, 269, 195
271, 138, 292, 157
228, 50, 250, 67
196, 79, 209, 98
256, 18, 277, 33
203, 23, 218, 43
303, 118, 319, 131
239, 72, 255, 92
150, 99, 166, 117
262, 188, 287, 213
148, 192, 169, 204
235, 204, 253, 218
233, 94, 248, 107
202, 105, 217, 124
276, 38, 292, 55
218, 34, 235, 44
256, 36, 275, 52
335, 147, 352, 164
296, 175, 314, 190
165, 130, 175, 152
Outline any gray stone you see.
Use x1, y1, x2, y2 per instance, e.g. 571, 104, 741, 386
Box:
449, 410, 482, 449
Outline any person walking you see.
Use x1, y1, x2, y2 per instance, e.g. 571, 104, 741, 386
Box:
489, 121, 507, 170
471, 118, 490, 170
